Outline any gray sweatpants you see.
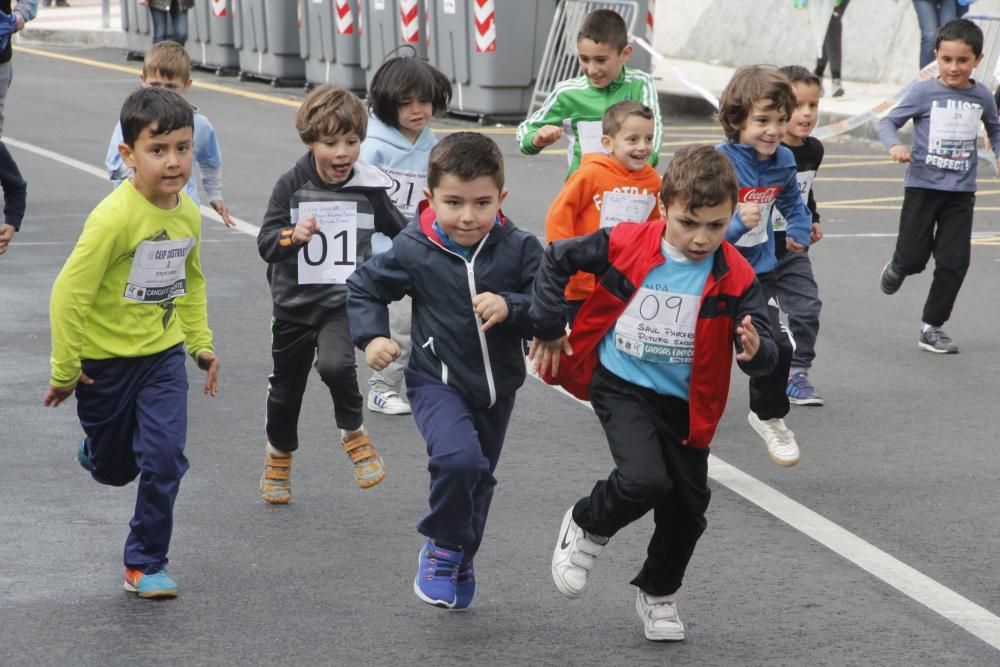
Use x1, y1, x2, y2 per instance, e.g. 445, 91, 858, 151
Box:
0, 60, 13, 135
368, 296, 412, 394
776, 250, 822, 372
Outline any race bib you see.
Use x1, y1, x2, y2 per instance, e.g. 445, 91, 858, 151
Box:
576, 120, 604, 156
772, 170, 815, 232
600, 191, 656, 228
123, 237, 195, 303
382, 167, 425, 220
613, 287, 700, 364
735, 186, 780, 248
928, 99, 982, 169
297, 201, 358, 285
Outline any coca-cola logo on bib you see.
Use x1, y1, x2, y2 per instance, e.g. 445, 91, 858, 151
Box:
738, 186, 782, 204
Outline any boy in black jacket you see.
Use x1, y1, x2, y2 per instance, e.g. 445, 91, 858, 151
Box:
348, 132, 543, 611
257, 85, 406, 503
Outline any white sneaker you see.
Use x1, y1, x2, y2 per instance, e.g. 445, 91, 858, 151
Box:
636, 590, 685, 641
551, 506, 608, 598
748, 412, 800, 467
367, 389, 411, 415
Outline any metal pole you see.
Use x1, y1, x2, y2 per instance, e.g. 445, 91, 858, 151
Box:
102, 0, 111, 29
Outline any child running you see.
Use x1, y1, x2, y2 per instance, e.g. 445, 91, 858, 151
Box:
775, 65, 826, 405
347, 132, 543, 610
256, 84, 406, 504
105, 40, 234, 228
359, 53, 452, 416
45, 87, 220, 599
545, 100, 662, 324
877, 18, 1000, 353
517, 8, 661, 179
529, 145, 777, 642
717, 65, 813, 467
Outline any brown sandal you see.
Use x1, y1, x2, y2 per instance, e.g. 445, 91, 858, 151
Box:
260, 444, 292, 504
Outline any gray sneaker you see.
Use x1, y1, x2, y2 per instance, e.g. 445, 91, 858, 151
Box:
919, 327, 959, 354
880, 261, 905, 295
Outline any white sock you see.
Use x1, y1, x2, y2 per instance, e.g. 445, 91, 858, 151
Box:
341, 425, 367, 440
921, 323, 934, 333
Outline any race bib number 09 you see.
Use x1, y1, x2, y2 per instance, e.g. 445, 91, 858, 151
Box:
123, 237, 195, 303
614, 287, 700, 364
297, 201, 358, 285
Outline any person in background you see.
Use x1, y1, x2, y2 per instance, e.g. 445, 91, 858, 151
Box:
913, 0, 976, 68
141, 0, 193, 47
813, 0, 851, 97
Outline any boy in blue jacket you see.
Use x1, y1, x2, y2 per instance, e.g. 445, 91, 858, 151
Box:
347, 132, 544, 611
717, 65, 813, 468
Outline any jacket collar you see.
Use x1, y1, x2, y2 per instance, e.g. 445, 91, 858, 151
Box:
417, 200, 509, 252
298, 152, 394, 190
720, 142, 795, 170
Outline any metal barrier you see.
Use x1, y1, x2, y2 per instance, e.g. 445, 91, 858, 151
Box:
528, 0, 639, 116
970, 15, 1000, 91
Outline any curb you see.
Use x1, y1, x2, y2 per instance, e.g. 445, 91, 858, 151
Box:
18, 28, 127, 49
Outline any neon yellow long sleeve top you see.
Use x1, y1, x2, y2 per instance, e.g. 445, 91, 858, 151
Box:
49, 181, 214, 387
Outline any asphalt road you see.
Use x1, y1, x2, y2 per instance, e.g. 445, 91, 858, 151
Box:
2, 44, 1000, 666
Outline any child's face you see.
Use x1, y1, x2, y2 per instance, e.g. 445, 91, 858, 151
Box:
663, 196, 731, 262
935, 39, 982, 89
576, 38, 631, 89
308, 131, 362, 185
398, 94, 434, 140
739, 100, 788, 160
140, 70, 192, 95
785, 82, 821, 143
601, 115, 655, 171
424, 174, 508, 248
119, 123, 194, 209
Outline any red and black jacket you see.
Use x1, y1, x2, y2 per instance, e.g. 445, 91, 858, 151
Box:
530, 220, 777, 448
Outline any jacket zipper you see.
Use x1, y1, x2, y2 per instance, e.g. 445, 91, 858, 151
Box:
466, 243, 497, 407
422, 337, 448, 384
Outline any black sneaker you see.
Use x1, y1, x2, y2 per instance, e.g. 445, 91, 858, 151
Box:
919, 327, 959, 354
880, 261, 904, 295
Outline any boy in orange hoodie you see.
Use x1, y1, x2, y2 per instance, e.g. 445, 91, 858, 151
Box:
545, 100, 662, 323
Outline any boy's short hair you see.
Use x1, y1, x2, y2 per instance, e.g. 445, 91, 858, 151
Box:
779, 65, 821, 89
120, 86, 194, 148
718, 65, 796, 143
661, 144, 738, 214
602, 100, 654, 137
427, 132, 504, 192
143, 40, 192, 82
296, 84, 368, 144
368, 55, 452, 129
936, 18, 984, 58
578, 9, 629, 51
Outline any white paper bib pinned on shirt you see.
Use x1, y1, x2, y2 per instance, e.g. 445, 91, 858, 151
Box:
297, 201, 358, 285
123, 237, 195, 303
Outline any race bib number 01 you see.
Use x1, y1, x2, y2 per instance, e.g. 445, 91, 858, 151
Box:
735, 186, 780, 248
614, 287, 700, 364
297, 201, 358, 285
600, 191, 656, 228
123, 237, 195, 303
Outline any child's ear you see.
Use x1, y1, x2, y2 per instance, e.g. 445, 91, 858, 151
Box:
118, 143, 135, 170
497, 188, 509, 207
181, 78, 193, 94
138, 72, 147, 86
423, 187, 435, 211
600, 134, 613, 153
620, 44, 633, 61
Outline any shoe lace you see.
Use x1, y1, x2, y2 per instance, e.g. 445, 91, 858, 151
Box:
422, 549, 459, 582
768, 419, 795, 446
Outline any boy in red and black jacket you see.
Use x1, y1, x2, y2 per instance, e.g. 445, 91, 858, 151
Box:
529, 145, 777, 643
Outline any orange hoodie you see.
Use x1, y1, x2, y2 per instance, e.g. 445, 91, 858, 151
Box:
545, 153, 662, 301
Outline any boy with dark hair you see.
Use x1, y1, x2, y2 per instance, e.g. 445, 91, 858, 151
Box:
776, 65, 826, 405
45, 87, 220, 599
545, 100, 662, 323
348, 132, 543, 611
878, 18, 1000, 354
105, 40, 234, 227
517, 8, 661, 179
530, 144, 777, 642
256, 84, 406, 503
717, 65, 813, 467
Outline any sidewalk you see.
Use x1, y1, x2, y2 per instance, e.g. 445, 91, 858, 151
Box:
19, 0, 125, 49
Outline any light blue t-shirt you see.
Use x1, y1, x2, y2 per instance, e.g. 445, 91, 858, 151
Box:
598, 241, 713, 400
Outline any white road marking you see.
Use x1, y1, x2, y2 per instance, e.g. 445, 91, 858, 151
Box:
14, 135, 1000, 652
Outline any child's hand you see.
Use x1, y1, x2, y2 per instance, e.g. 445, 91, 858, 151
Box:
810, 222, 823, 244
738, 203, 761, 229
889, 145, 911, 163
786, 238, 806, 253
210, 199, 235, 228
529, 336, 573, 377
735, 315, 760, 362
532, 125, 564, 149
365, 337, 401, 371
0, 223, 14, 255
198, 351, 220, 397
42, 373, 93, 408
292, 215, 320, 245
473, 292, 509, 331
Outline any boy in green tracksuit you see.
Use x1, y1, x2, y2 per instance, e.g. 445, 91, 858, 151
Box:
516, 9, 662, 179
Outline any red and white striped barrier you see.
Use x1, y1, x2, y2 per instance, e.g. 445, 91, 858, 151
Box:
211, 0, 227, 18
336, 0, 354, 35
400, 0, 419, 43
645, 0, 654, 44
474, 0, 495, 53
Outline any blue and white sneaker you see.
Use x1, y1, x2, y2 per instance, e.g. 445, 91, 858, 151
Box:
124, 567, 178, 599
786, 373, 824, 406
77, 438, 92, 471
413, 539, 461, 608
453, 560, 475, 610
367, 389, 411, 415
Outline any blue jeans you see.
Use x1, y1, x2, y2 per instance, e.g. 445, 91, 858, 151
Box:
150, 2, 189, 46
913, 0, 959, 68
